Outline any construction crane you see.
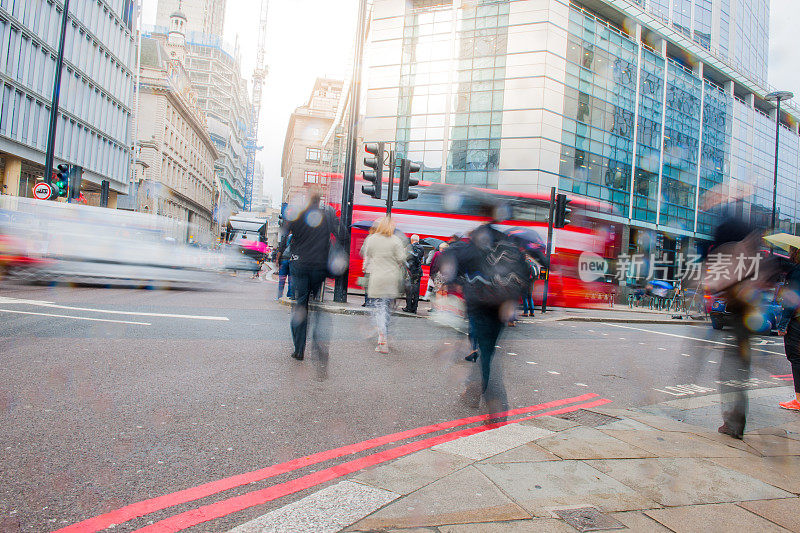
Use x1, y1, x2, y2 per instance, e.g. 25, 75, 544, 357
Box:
244, 0, 269, 211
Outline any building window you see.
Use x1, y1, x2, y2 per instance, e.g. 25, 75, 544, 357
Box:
304, 170, 320, 184
322, 150, 332, 163
306, 147, 321, 161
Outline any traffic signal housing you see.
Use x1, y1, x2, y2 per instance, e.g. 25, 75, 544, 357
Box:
398, 158, 420, 202
362, 142, 384, 199
554, 193, 571, 228
55, 164, 70, 198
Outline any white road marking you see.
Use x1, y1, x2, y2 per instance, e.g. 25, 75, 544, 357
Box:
603, 323, 784, 355
548, 371, 560, 375
575, 383, 588, 387
0, 308, 150, 325
658, 347, 666, 351
708, 360, 717, 363
526, 361, 538, 365
0, 297, 228, 321
682, 353, 693, 357
507, 352, 517, 356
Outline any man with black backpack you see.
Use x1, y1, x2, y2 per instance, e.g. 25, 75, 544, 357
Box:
441, 204, 529, 414
402, 234, 425, 314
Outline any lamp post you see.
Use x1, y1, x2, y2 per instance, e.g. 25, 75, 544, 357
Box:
765, 91, 793, 234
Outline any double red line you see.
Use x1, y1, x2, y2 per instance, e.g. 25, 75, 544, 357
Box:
55, 393, 609, 533
772, 374, 794, 381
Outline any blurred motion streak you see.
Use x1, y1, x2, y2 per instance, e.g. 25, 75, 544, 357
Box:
0, 197, 253, 288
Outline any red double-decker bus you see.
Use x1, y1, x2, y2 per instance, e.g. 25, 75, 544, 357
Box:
326, 175, 618, 308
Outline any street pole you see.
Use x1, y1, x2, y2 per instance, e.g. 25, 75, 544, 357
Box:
43, 0, 71, 186
334, 0, 369, 303
771, 98, 783, 234
542, 186, 556, 314
386, 149, 394, 217
766, 90, 793, 238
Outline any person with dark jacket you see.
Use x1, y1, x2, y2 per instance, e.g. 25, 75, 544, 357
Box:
277, 187, 339, 364
441, 219, 516, 413
402, 234, 425, 314
778, 248, 800, 411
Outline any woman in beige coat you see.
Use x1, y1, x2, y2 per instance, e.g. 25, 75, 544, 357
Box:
360, 216, 406, 353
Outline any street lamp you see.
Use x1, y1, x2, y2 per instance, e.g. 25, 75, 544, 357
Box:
765, 90, 793, 234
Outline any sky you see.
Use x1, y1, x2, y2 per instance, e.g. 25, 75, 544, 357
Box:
142, 0, 799, 208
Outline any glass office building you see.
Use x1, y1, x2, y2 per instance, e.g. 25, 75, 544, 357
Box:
364, 0, 800, 255
0, 0, 136, 205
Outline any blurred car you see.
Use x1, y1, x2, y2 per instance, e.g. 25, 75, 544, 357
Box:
709, 287, 783, 333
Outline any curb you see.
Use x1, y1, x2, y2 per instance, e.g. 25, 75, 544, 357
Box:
554, 316, 709, 325
276, 299, 708, 326
276, 297, 427, 319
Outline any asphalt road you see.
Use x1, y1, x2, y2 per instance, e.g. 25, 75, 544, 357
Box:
0, 276, 792, 532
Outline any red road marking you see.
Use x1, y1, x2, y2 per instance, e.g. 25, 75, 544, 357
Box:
772, 374, 794, 379
54, 393, 599, 533
134, 398, 611, 533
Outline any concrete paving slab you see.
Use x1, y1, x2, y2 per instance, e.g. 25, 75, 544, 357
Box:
351, 449, 473, 495
518, 415, 580, 432
228, 480, 399, 533
432, 423, 554, 461
618, 410, 722, 434
478, 442, 562, 464
535, 426, 656, 460
474, 460, 659, 517
352, 465, 530, 529
739, 498, 800, 532
595, 418, 665, 432
609, 511, 673, 532
742, 433, 800, 456
644, 503, 791, 533
588, 458, 793, 506
438, 519, 574, 532
662, 395, 722, 410
600, 430, 751, 458
710, 456, 800, 493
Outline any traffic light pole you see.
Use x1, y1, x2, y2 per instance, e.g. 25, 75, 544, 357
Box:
386, 149, 394, 217
43, 0, 71, 186
334, 0, 369, 303
542, 186, 556, 314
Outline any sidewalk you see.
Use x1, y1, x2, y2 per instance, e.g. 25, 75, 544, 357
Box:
231, 386, 800, 533
277, 296, 708, 325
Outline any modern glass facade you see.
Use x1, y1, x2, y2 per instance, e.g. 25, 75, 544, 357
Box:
365, 0, 800, 245
635, 0, 769, 84
0, 0, 136, 198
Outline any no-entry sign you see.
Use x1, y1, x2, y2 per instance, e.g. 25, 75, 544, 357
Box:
32, 182, 53, 200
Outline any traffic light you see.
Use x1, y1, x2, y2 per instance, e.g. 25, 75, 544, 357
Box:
55, 164, 70, 198
398, 158, 420, 202
554, 193, 571, 228
361, 142, 384, 199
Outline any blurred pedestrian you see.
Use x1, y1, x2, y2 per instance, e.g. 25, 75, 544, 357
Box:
706, 214, 760, 439
402, 234, 425, 314
361, 216, 406, 353
441, 205, 529, 413
275, 234, 293, 300
278, 186, 339, 365
778, 247, 800, 411
521, 254, 539, 317
428, 242, 447, 310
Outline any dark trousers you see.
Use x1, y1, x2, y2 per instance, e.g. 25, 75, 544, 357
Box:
290, 264, 328, 357
467, 306, 508, 412
404, 274, 421, 313
785, 319, 800, 394
277, 260, 293, 298
719, 305, 751, 433
522, 293, 535, 315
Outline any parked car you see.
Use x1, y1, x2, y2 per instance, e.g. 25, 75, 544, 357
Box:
709, 287, 783, 333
